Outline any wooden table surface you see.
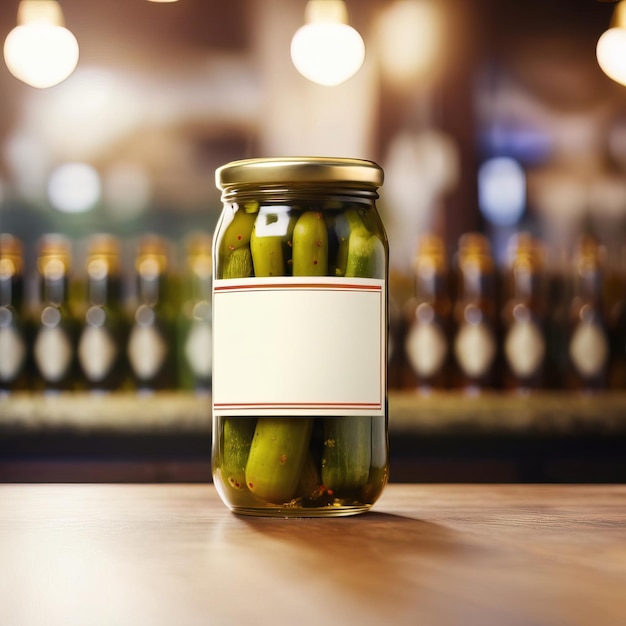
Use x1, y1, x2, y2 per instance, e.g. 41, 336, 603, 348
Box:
1, 484, 625, 626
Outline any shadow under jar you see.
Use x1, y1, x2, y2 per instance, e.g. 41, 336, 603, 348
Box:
212, 157, 389, 517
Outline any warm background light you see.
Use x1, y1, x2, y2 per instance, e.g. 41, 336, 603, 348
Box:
3, 0, 79, 89
596, 0, 626, 86
47, 162, 100, 213
290, 0, 365, 87
375, 0, 441, 85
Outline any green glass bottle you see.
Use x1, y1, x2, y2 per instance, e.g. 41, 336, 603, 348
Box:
177, 232, 213, 394
32, 234, 77, 393
0, 234, 30, 394
127, 235, 176, 393
77, 234, 129, 392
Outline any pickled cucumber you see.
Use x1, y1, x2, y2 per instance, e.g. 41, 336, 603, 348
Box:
344, 208, 385, 279
363, 416, 389, 502
297, 453, 326, 501
320, 208, 382, 493
222, 247, 253, 279
245, 418, 313, 504
292, 211, 328, 276
219, 209, 256, 278
221, 417, 256, 492
326, 212, 350, 277
322, 416, 372, 492
250, 208, 295, 277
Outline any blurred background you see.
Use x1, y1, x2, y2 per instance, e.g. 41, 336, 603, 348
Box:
1, 0, 626, 483
1, 0, 624, 267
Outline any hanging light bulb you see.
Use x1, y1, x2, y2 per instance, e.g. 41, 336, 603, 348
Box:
290, 0, 365, 87
597, 0, 626, 87
3, 0, 79, 89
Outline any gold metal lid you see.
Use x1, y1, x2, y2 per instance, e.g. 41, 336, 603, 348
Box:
457, 233, 494, 273
37, 234, 71, 277
506, 232, 544, 271
185, 232, 212, 258
184, 232, 212, 277
574, 234, 605, 273
87, 233, 120, 257
0, 234, 23, 277
87, 234, 120, 276
414, 233, 447, 273
0, 233, 23, 256
136, 234, 169, 275
458, 232, 491, 256
216, 157, 384, 190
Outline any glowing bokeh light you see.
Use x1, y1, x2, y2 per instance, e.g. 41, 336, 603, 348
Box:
478, 157, 526, 227
48, 162, 101, 213
376, 0, 440, 84
290, 1, 365, 86
3, 1, 79, 89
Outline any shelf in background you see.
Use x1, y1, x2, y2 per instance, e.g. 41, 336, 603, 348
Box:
2, 391, 625, 483
389, 390, 626, 436
1, 390, 626, 436
0, 391, 212, 435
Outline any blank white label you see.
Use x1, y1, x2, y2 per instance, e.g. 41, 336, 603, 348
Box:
212, 277, 386, 416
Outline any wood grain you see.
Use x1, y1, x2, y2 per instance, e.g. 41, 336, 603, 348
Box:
1, 484, 625, 626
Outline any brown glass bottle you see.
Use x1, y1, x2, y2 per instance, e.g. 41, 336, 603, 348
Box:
501, 233, 548, 392
565, 235, 610, 391
0, 234, 30, 393
608, 256, 626, 390
32, 235, 77, 393
451, 233, 499, 391
609, 299, 626, 390
127, 235, 176, 393
402, 234, 451, 392
77, 234, 129, 392
177, 232, 213, 394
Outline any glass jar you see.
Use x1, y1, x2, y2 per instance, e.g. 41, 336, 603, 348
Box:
212, 157, 389, 517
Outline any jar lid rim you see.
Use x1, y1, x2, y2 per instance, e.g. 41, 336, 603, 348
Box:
216, 157, 383, 189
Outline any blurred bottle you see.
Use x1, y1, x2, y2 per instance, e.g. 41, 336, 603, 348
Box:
127, 235, 176, 393
0, 234, 30, 394
76, 234, 129, 392
386, 288, 404, 390
565, 235, 610, 391
451, 233, 499, 391
543, 249, 570, 390
32, 235, 77, 393
501, 233, 548, 392
402, 234, 451, 392
177, 232, 213, 394
608, 245, 626, 389
609, 298, 626, 390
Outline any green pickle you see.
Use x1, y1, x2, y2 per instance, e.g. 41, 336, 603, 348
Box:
213, 157, 388, 517
292, 211, 329, 276
219, 208, 256, 279
245, 417, 313, 503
